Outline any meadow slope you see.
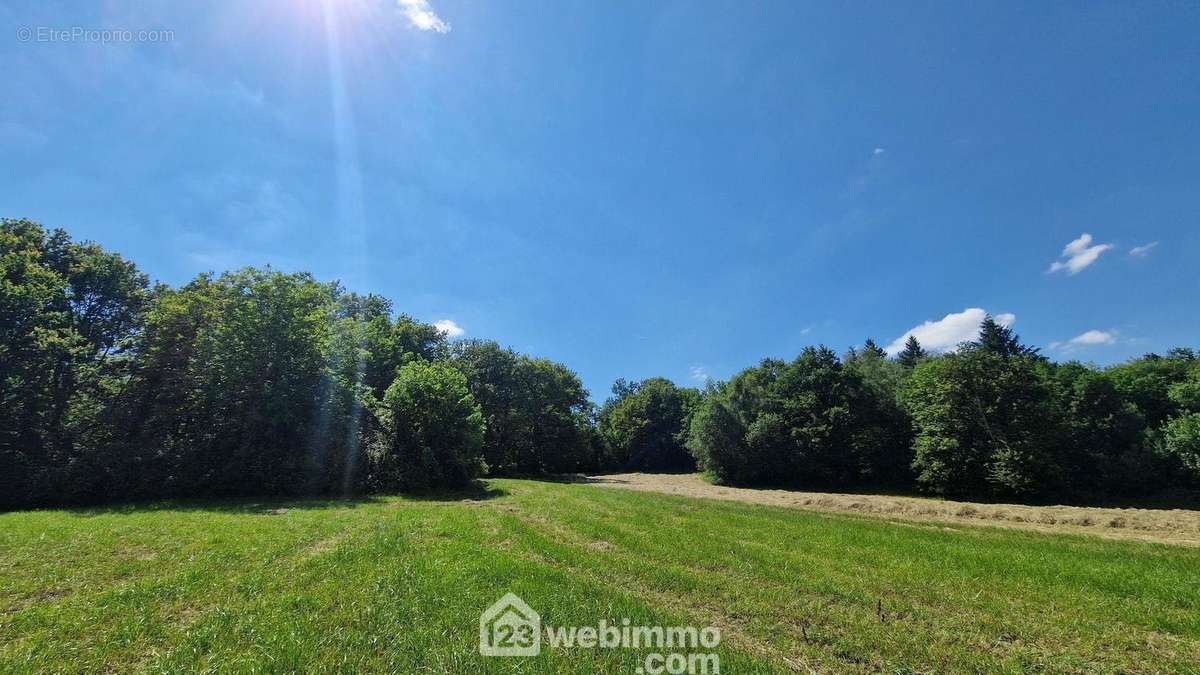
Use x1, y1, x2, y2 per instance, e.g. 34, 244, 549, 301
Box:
1, 479, 1198, 673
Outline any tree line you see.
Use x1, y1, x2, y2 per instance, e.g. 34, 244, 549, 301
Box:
688, 322, 1200, 502
2, 219, 1198, 509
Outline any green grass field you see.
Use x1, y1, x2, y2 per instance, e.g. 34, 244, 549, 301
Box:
2, 479, 1198, 674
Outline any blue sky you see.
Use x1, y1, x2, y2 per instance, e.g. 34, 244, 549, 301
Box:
3, 1, 1198, 399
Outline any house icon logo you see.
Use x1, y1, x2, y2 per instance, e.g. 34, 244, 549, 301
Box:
479, 592, 541, 657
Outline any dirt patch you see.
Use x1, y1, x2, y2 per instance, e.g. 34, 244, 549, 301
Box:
585, 473, 1200, 546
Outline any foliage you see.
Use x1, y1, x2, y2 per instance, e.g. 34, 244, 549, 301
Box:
900, 349, 1064, 499
3, 219, 1199, 508
688, 346, 908, 488
596, 378, 702, 471
368, 360, 486, 490
896, 335, 928, 369
1047, 362, 1171, 498
1, 219, 149, 507
971, 315, 1040, 357
118, 268, 366, 499
449, 340, 593, 474
1164, 413, 1200, 476
842, 343, 914, 486
1106, 352, 1195, 427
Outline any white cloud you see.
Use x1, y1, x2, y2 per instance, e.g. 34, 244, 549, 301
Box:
1047, 233, 1113, 275
398, 0, 451, 32
1070, 329, 1116, 345
1049, 329, 1117, 352
873, 147, 886, 155
885, 308, 1014, 355
1130, 241, 1159, 257
689, 365, 709, 382
433, 319, 464, 337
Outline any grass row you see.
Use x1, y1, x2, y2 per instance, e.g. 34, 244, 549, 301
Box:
1, 479, 1198, 672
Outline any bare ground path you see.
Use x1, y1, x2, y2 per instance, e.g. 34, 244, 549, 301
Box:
585, 472, 1200, 546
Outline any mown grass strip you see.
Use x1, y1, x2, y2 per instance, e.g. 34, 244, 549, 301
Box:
2, 480, 1199, 673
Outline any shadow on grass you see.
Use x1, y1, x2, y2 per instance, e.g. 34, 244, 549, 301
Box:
394, 481, 508, 503
503, 471, 694, 486
51, 481, 509, 517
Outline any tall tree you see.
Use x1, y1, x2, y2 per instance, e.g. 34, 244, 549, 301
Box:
900, 349, 1064, 499
597, 377, 702, 472
119, 268, 365, 498
1, 219, 149, 506
896, 335, 928, 369
688, 347, 907, 487
450, 340, 593, 474
862, 338, 887, 358
972, 316, 1039, 357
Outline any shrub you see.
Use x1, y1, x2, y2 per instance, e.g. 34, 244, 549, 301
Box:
369, 361, 486, 490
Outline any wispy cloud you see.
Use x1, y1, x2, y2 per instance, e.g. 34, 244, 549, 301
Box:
885, 308, 1014, 355
689, 365, 710, 382
398, 0, 451, 33
1049, 329, 1118, 352
1129, 241, 1159, 257
872, 147, 886, 156
1048, 233, 1112, 275
434, 319, 464, 337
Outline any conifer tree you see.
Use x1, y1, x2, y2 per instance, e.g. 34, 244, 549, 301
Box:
973, 316, 1039, 357
897, 335, 928, 368
863, 338, 887, 359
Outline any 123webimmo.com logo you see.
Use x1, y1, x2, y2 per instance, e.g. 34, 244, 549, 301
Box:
479, 592, 541, 657
479, 592, 721, 674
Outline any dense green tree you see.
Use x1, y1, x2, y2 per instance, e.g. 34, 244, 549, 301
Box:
773, 346, 878, 485
1107, 352, 1195, 428
896, 335, 928, 369
368, 361, 485, 490
597, 377, 702, 471
688, 347, 907, 487
862, 338, 887, 359
686, 384, 750, 484
843, 342, 914, 486
1160, 356, 1200, 481
1164, 414, 1200, 477
120, 269, 360, 497
1169, 370, 1200, 413
450, 340, 593, 474
335, 291, 447, 401
1, 219, 149, 506
1048, 363, 1167, 498
972, 316, 1040, 357
900, 349, 1064, 499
